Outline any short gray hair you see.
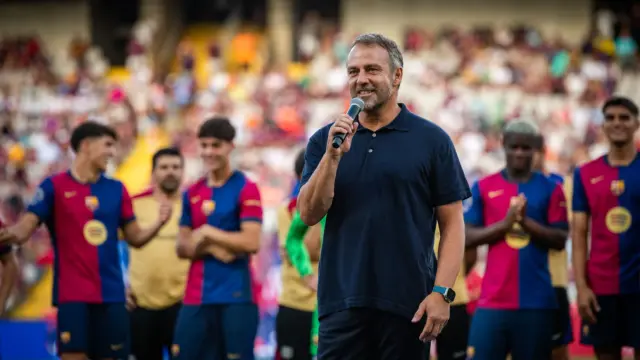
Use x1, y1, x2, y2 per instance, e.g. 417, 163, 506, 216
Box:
351, 33, 403, 70
503, 119, 540, 136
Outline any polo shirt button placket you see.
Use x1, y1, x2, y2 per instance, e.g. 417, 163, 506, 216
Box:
368, 132, 376, 153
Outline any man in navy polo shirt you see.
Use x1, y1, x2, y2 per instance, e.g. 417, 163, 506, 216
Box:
297, 33, 470, 359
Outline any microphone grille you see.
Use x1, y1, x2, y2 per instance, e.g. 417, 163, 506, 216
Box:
351, 97, 365, 109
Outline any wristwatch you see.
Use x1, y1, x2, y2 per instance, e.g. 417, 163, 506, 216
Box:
432, 285, 456, 303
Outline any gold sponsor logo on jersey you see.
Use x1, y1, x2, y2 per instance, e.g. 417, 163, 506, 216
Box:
202, 200, 215, 215
190, 195, 200, 204
488, 190, 504, 199
85, 196, 99, 211
605, 206, 632, 234
506, 223, 530, 249
83, 220, 108, 246
611, 180, 625, 196
64, 191, 76, 199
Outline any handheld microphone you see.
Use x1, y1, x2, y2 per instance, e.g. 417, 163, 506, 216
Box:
332, 97, 365, 149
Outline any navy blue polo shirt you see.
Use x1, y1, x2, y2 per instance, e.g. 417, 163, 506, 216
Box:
300, 104, 471, 320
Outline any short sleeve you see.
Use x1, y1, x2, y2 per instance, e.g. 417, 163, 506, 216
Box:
179, 191, 193, 228
300, 128, 326, 187
463, 181, 484, 227
119, 185, 136, 227
572, 168, 589, 213
239, 181, 263, 223
548, 184, 569, 229
26, 178, 55, 223
429, 134, 472, 206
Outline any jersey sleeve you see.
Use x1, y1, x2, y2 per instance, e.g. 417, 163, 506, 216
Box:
300, 128, 326, 188
26, 178, 55, 223
429, 133, 472, 206
548, 183, 569, 229
239, 181, 263, 223
463, 181, 484, 227
179, 190, 192, 228
119, 184, 135, 227
572, 168, 589, 214
285, 211, 314, 278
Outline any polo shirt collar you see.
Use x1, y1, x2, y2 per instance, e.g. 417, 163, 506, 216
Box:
356, 103, 411, 132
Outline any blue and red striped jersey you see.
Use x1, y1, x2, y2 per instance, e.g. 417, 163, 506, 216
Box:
26, 171, 135, 305
572, 154, 640, 295
180, 171, 263, 305
547, 172, 564, 185
464, 171, 567, 310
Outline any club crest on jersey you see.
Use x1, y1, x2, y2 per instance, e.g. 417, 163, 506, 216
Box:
466, 346, 475, 359
171, 344, 180, 356
85, 196, 99, 211
611, 180, 625, 196
60, 332, 71, 344
202, 200, 215, 215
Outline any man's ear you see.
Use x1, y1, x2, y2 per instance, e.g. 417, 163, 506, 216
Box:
393, 67, 403, 88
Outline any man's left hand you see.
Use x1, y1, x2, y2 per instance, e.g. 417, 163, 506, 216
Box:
412, 292, 450, 342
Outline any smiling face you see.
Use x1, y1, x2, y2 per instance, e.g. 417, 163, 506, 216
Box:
602, 104, 639, 148
346, 43, 402, 112
199, 136, 233, 173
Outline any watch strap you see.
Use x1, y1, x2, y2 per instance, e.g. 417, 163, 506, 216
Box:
433, 285, 452, 302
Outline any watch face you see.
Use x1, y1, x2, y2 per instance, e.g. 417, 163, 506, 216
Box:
446, 288, 456, 302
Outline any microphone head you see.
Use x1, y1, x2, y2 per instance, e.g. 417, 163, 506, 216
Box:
351, 97, 365, 110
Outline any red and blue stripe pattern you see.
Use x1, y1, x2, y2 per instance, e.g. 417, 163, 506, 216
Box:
464, 171, 567, 309
573, 155, 640, 295
26, 171, 134, 304
180, 171, 263, 304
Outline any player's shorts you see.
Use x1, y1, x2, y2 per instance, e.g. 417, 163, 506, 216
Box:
317, 308, 430, 360
468, 308, 554, 360
552, 287, 573, 347
436, 304, 470, 360
172, 303, 259, 360
580, 293, 640, 349
56, 302, 129, 358
131, 302, 181, 360
275, 305, 314, 360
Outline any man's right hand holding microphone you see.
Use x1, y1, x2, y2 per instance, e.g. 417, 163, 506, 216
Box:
326, 114, 359, 158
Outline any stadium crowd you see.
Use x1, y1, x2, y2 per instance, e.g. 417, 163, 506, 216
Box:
0, 8, 639, 359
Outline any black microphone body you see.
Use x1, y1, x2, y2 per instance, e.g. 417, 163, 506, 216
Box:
332, 98, 365, 149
